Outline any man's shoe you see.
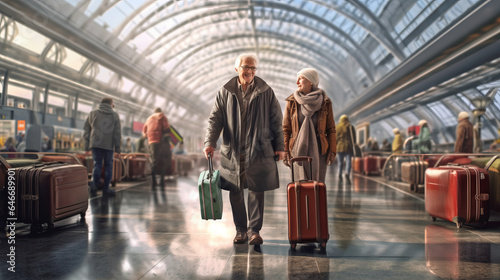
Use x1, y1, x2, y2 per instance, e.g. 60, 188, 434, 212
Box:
233, 232, 248, 244
249, 233, 263, 245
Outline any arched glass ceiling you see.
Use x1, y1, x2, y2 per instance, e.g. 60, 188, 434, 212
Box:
2, 0, 495, 139
56, 0, 482, 114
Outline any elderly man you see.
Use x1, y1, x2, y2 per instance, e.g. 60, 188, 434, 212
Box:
455, 111, 474, 153
204, 53, 285, 245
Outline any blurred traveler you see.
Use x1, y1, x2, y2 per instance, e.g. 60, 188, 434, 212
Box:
381, 139, 391, 152
84, 97, 121, 196
392, 128, 404, 154
41, 136, 53, 152
454, 111, 474, 153
367, 137, 379, 152
413, 120, 432, 153
16, 133, 26, 153
204, 53, 285, 246
123, 137, 133, 153
335, 115, 354, 181
143, 107, 172, 188
1, 137, 17, 158
283, 68, 336, 183
137, 136, 149, 153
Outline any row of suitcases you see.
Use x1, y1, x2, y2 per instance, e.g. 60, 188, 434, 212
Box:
352, 155, 387, 176
0, 153, 89, 234
392, 154, 490, 193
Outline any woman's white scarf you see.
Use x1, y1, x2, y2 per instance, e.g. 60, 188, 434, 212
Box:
291, 88, 324, 181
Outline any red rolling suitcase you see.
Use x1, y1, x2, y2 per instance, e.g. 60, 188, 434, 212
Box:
14, 162, 89, 234
363, 155, 379, 175
287, 156, 329, 249
425, 165, 490, 228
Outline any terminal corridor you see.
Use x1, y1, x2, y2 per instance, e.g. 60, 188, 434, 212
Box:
2, 165, 500, 279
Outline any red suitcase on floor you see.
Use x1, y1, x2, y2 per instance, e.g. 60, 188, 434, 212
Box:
287, 156, 329, 249
353, 157, 364, 174
363, 155, 379, 175
12, 161, 89, 234
425, 165, 490, 228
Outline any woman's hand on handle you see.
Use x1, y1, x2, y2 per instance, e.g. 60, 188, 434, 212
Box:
282, 151, 292, 167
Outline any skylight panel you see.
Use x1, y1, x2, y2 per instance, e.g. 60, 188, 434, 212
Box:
11, 23, 51, 54
426, 102, 456, 126
61, 48, 87, 72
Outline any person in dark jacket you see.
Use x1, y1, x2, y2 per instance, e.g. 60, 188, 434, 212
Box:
84, 97, 121, 196
204, 53, 285, 246
454, 111, 474, 153
283, 68, 337, 183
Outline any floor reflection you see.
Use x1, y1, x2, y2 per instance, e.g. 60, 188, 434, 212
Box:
3, 169, 500, 279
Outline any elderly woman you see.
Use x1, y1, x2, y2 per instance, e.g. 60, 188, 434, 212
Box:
283, 68, 337, 182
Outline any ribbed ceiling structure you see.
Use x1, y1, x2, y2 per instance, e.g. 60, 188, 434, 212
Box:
1, 0, 499, 143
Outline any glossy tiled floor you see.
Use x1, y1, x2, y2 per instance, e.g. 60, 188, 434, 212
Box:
2, 164, 500, 279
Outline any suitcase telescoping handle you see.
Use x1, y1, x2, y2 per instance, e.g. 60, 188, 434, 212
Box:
290, 156, 313, 182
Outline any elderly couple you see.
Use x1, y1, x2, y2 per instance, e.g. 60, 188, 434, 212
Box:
203, 53, 337, 245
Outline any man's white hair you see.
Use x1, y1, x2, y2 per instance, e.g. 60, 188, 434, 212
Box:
234, 53, 259, 69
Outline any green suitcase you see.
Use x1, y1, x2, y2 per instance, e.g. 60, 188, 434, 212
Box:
471, 155, 500, 211
198, 155, 223, 220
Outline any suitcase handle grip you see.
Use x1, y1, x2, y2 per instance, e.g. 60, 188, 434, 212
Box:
290, 156, 312, 164
207, 154, 214, 179
290, 156, 313, 182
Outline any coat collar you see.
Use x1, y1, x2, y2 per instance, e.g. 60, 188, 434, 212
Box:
223, 76, 269, 95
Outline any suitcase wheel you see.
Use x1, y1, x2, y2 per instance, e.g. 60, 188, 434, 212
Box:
80, 212, 86, 220
431, 216, 436, 222
320, 242, 327, 248
456, 222, 463, 229
290, 243, 297, 250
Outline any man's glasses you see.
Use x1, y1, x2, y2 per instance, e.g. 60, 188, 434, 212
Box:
240, 65, 257, 72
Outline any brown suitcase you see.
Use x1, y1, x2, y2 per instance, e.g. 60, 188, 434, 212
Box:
401, 161, 428, 192
287, 156, 329, 250
123, 154, 146, 180
353, 157, 364, 174
15, 162, 89, 233
40, 154, 82, 165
